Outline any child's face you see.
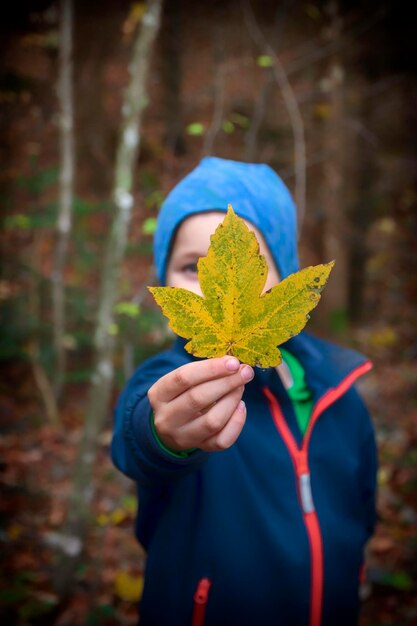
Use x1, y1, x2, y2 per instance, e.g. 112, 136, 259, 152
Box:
166, 212, 280, 296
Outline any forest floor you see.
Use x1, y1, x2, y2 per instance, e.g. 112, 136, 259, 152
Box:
0, 351, 416, 626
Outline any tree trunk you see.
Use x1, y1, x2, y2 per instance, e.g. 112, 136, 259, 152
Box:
160, 0, 184, 153
347, 83, 376, 323
54, 0, 163, 597
52, 0, 75, 400
318, 1, 348, 327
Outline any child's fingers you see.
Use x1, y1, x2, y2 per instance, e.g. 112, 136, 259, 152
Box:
151, 356, 248, 403
163, 366, 252, 426
199, 398, 247, 452
174, 385, 245, 447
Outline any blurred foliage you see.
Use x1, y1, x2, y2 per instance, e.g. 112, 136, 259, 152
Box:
256, 54, 274, 68
142, 217, 157, 235
0, 153, 164, 392
186, 122, 205, 136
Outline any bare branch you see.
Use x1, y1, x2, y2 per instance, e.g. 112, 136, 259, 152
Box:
29, 343, 60, 428
203, 29, 226, 156
203, 62, 226, 156
29, 234, 60, 428
244, 68, 273, 162
286, 7, 385, 77
244, 1, 306, 235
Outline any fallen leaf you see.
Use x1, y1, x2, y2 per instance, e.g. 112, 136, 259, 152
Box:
370, 536, 396, 554
110, 508, 127, 525
149, 205, 334, 367
7, 523, 23, 540
114, 571, 144, 602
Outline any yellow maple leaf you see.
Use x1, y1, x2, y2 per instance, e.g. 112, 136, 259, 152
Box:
149, 205, 334, 367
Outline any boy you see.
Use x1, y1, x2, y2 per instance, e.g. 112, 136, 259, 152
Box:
111, 157, 377, 626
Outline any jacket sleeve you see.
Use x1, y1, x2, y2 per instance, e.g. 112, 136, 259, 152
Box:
111, 350, 209, 486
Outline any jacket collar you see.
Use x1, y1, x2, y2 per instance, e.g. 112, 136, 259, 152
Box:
254, 332, 370, 401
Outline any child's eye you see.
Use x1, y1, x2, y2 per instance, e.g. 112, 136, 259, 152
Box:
182, 263, 198, 274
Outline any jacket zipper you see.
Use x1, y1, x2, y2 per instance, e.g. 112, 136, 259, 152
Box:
262, 359, 372, 626
192, 577, 212, 626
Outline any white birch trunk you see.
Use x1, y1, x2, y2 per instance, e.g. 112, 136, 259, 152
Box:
54, 0, 163, 596
52, 0, 75, 399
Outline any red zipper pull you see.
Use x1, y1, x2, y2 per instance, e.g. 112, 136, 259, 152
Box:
194, 577, 211, 604
192, 578, 211, 626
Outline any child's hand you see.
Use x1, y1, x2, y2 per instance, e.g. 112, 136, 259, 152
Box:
147, 356, 254, 452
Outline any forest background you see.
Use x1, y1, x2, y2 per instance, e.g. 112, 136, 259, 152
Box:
1, 0, 416, 624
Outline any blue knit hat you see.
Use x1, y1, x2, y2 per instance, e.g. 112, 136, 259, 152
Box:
154, 157, 299, 285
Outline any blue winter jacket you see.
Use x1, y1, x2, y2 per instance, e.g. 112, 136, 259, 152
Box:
111, 332, 377, 626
